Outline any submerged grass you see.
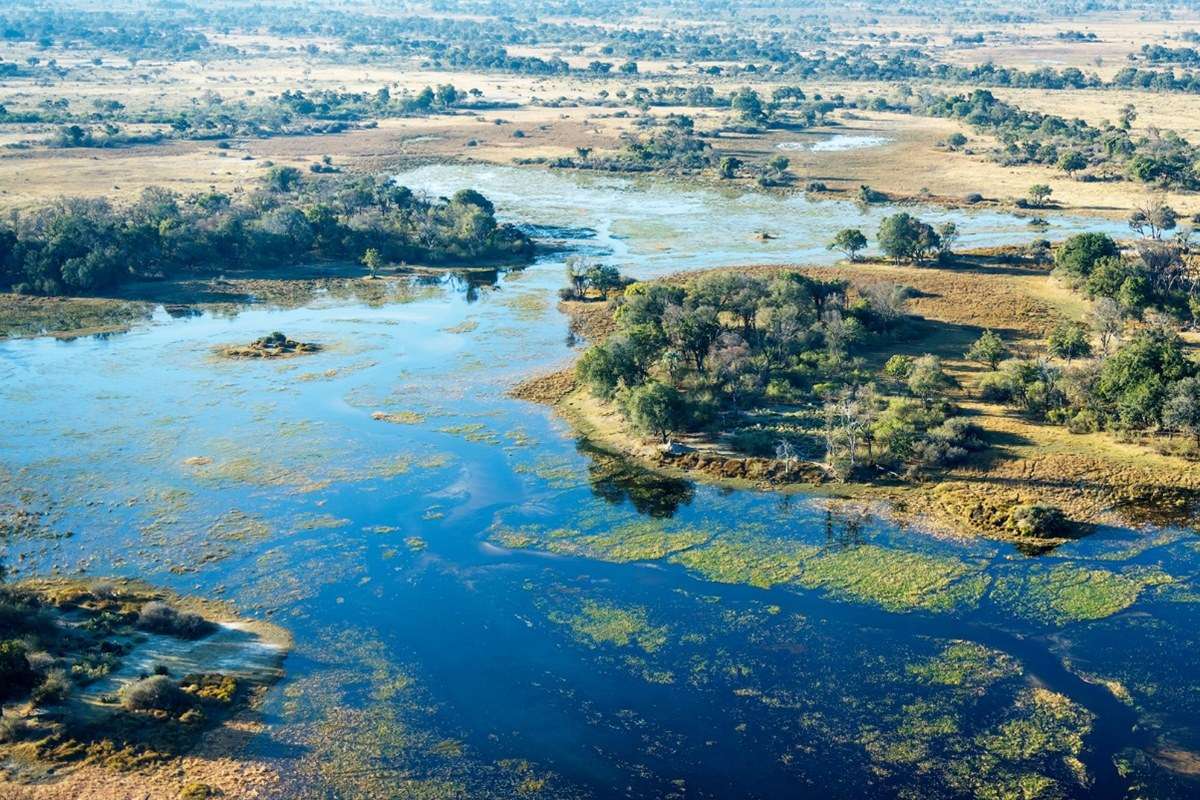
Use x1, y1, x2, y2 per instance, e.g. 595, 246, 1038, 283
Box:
669, 531, 818, 589
796, 545, 989, 613
549, 600, 669, 653
991, 564, 1172, 624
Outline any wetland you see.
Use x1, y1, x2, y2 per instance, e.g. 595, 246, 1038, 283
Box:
2, 163, 1197, 799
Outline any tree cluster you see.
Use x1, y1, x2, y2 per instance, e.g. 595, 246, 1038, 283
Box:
0, 173, 532, 295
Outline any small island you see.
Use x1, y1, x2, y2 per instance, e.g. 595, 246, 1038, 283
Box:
218, 331, 322, 359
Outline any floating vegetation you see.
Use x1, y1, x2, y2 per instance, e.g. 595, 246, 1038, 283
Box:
669, 530, 817, 588
207, 509, 272, 543
991, 564, 1172, 624
549, 600, 669, 653
795, 545, 989, 613
442, 319, 480, 334
371, 410, 427, 425
906, 641, 1022, 693
492, 519, 710, 564
294, 514, 351, 531
439, 422, 503, 445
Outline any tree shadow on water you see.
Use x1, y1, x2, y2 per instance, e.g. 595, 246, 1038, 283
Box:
576, 440, 695, 519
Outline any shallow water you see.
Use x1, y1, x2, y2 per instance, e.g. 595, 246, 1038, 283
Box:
1, 165, 1197, 799
778, 134, 893, 152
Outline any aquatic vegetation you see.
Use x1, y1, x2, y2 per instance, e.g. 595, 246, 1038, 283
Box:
439, 422, 503, 445
906, 641, 1022, 693
991, 564, 1172, 624
549, 600, 669, 653
372, 410, 427, 425
796, 545, 989, 612
669, 531, 818, 588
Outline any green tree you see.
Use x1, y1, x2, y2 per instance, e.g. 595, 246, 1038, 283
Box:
621, 380, 684, 442
1096, 327, 1193, 429
828, 228, 867, 261
907, 354, 955, 407
1164, 377, 1200, 445
361, 248, 382, 279
966, 330, 1008, 369
1047, 321, 1092, 363
1028, 184, 1053, 207
731, 87, 765, 123
878, 213, 940, 262
1058, 151, 1087, 177
719, 156, 742, 179
1054, 233, 1119, 278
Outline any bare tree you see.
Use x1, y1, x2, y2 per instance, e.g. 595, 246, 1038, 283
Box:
1088, 297, 1124, 356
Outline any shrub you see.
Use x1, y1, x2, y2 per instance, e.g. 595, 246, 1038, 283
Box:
729, 428, 780, 457
30, 669, 71, 706
0, 716, 33, 744
122, 675, 191, 713
0, 640, 36, 702
1005, 504, 1067, 538
136, 602, 215, 639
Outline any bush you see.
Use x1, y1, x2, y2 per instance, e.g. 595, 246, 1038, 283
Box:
729, 428, 780, 457
0, 716, 33, 744
977, 371, 1014, 403
1005, 504, 1067, 538
30, 669, 71, 706
122, 675, 191, 713
136, 602, 215, 639
0, 640, 36, 702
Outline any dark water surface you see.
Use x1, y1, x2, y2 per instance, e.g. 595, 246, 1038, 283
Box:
1, 166, 1196, 799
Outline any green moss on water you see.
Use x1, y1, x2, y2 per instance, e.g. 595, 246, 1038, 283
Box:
549, 600, 669, 653
991, 565, 1172, 624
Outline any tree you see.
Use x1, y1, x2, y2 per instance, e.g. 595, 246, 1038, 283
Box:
966, 330, 1008, 369
1058, 151, 1087, 177
936, 222, 959, 256
828, 228, 867, 261
1047, 321, 1092, 363
1128, 199, 1177, 240
731, 87, 765, 123
1088, 297, 1125, 355
1096, 327, 1193, 429
1164, 377, 1200, 445
947, 132, 968, 150
877, 213, 939, 262
907, 354, 954, 407
621, 380, 684, 442
1028, 184, 1053, 208
361, 248, 382, 279
719, 156, 742, 179
1054, 233, 1119, 278
1118, 103, 1138, 130
266, 165, 302, 193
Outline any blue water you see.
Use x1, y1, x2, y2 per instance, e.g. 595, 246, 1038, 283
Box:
0, 166, 1195, 798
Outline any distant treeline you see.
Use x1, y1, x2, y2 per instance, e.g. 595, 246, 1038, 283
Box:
0, 171, 533, 296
